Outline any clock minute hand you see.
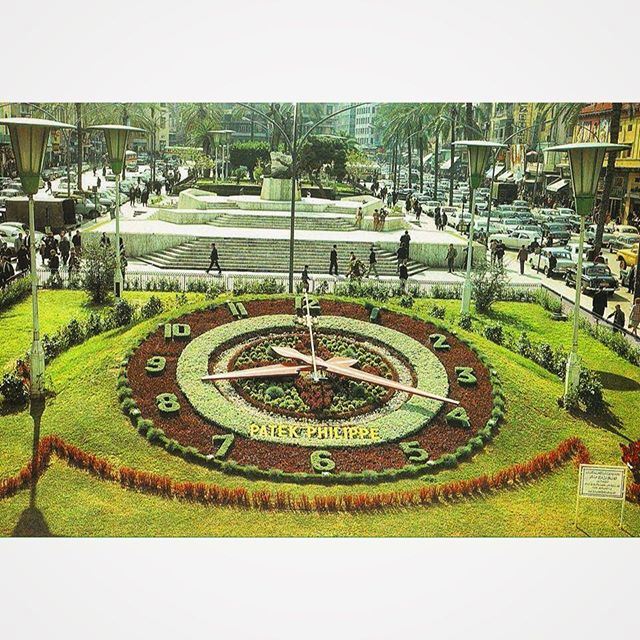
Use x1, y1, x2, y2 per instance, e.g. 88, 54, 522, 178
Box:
323, 360, 459, 405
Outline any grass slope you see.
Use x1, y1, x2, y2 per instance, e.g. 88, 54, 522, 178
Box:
0, 292, 638, 536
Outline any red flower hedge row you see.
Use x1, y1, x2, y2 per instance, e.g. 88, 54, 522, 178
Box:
3, 434, 626, 514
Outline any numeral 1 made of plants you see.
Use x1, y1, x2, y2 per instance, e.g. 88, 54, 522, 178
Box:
164, 323, 191, 340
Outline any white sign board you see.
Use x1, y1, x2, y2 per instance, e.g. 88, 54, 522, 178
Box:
576, 464, 627, 529
578, 465, 626, 500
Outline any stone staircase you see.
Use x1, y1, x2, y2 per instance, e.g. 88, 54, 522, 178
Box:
137, 237, 428, 277
206, 212, 356, 231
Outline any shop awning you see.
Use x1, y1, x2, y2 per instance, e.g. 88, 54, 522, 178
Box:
486, 164, 505, 179
497, 170, 514, 182
547, 178, 570, 193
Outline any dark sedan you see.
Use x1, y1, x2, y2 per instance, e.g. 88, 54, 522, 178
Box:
542, 223, 571, 245
565, 262, 618, 296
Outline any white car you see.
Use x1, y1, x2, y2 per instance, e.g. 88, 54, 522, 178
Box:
565, 241, 593, 263
613, 224, 638, 236
488, 230, 542, 250
586, 224, 616, 246
529, 247, 573, 276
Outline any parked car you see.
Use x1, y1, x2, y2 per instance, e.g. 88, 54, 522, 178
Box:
612, 224, 638, 235
496, 218, 523, 233
565, 262, 618, 295
488, 229, 542, 250
423, 201, 441, 216
529, 247, 573, 276
586, 224, 616, 246
541, 223, 571, 244
616, 243, 639, 268
0, 222, 44, 246
512, 199, 529, 208
609, 233, 640, 253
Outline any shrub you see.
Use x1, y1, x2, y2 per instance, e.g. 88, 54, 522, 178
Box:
140, 295, 164, 319
577, 368, 605, 414
534, 288, 563, 314
0, 276, 31, 311
85, 312, 104, 337
399, 294, 414, 308
458, 313, 472, 330
430, 283, 461, 299
265, 385, 284, 400
515, 331, 533, 359
472, 262, 508, 313
0, 373, 28, 406
483, 323, 504, 345
81, 242, 116, 304
429, 304, 446, 319
111, 298, 136, 327
62, 318, 85, 347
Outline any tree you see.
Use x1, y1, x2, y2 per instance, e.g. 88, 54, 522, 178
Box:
297, 135, 349, 189
594, 103, 622, 254
81, 242, 116, 304
229, 141, 270, 180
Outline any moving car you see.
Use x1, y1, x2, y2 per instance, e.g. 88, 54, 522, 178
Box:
528, 247, 573, 276
616, 243, 639, 268
565, 262, 618, 295
488, 229, 542, 250
609, 233, 640, 253
565, 241, 593, 263
423, 201, 441, 216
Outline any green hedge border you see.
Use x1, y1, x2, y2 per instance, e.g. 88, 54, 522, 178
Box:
119, 296, 505, 485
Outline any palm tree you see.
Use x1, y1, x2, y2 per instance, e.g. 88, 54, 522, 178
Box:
594, 103, 623, 253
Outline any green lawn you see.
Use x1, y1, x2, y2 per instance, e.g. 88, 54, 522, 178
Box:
0, 291, 638, 537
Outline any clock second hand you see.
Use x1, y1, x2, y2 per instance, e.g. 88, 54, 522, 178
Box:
304, 292, 320, 382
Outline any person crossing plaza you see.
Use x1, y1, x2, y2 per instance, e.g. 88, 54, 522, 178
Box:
206, 242, 222, 275
329, 245, 339, 276
367, 244, 379, 278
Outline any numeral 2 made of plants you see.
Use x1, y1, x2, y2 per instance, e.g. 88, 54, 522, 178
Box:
429, 333, 450, 350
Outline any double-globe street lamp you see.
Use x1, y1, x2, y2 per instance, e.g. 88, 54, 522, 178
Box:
453, 140, 507, 314
544, 142, 630, 401
0, 117, 74, 398
88, 124, 145, 299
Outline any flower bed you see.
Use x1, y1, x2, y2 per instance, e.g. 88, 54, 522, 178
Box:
123, 298, 501, 483
0, 435, 600, 513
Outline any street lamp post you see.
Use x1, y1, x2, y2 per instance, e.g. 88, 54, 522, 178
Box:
88, 125, 144, 299
0, 117, 74, 397
545, 142, 630, 401
453, 140, 507, 315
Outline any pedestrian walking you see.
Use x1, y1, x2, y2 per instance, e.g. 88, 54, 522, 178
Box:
440, 210, 448, 230
399, 262, 409, 293
206, 242, 221, 274
627, 264, 636, 293
59, 233, 71, 267
355, 207, 363, 229
607, 304, 625, 332
301, 265, 310, 292
96, 176, 101, 189
592, 283, 608, 318
495, 241, 505, 266
16, 244, 29, 273
400, 231, 411, 253
434, 209, 441, 230
446, 243, 457, 273
547, 251, 557, 278
517, 245, 528, 275
367, 245, 379, 278
72, 230, 82, 257
329, 244, 338, 276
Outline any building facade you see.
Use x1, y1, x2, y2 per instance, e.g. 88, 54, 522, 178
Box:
355, 103, 380, 150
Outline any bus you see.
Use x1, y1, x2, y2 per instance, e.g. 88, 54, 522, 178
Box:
125, 150, 138, 171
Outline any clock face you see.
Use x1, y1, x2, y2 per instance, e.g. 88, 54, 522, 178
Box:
125, 298, 498, 481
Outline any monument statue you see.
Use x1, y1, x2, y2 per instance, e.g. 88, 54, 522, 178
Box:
264, 151, 293, 179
